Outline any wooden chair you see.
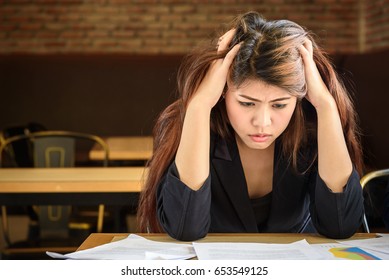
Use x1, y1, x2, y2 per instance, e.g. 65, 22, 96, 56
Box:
0, 130, 109, 259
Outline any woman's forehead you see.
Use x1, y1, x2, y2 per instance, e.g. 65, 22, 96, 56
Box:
228, 79, 292, 98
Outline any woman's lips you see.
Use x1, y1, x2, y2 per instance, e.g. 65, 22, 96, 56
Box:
250, 134, 271, 143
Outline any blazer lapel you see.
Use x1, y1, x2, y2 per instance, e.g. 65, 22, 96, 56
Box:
212, 137, 258, 232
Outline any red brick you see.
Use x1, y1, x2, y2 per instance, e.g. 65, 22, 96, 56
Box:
0, 0, 386, 54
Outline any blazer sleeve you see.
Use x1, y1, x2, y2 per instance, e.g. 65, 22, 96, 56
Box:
157, 161, 212, 241
309, 167, 364, 239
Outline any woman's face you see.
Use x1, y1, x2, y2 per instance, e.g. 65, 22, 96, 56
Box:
225, 79, 297, 150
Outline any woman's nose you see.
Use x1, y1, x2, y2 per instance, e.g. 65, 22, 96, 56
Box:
252, 107, 271, 127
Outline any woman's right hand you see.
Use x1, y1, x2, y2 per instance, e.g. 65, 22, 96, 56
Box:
190, 29, 241, 109
175, 29, 240, 191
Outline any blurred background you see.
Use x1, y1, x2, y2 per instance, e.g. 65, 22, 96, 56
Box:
0, 0, 388, 257
0, 0, 388, 169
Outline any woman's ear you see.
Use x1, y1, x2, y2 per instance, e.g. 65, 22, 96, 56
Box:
219, 91, 226, 102
222, 84, 229, 97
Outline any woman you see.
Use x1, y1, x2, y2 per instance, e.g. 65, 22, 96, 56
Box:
137, 11, 364, 241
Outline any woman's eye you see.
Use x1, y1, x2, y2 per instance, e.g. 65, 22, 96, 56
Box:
239, 101, 255, 107
272, 103, 287, 109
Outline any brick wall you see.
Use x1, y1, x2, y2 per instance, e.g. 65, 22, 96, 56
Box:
364, 0, 389, 52
1, 0, 386, 54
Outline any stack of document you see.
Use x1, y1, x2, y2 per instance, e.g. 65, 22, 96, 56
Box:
47, 233, 389, 260
47, 234, 196, 260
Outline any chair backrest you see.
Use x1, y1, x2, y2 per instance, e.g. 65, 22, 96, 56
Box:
385, 180, 389, 230
0, 130, 109, 241
33, 136, 75, 167
0, 123, 47, 167
0, 130, 109, 168
360, 168, 389, 233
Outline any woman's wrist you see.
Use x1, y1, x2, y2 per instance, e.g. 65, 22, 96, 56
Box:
313, 93, 337, 114
188, 95, 215, 113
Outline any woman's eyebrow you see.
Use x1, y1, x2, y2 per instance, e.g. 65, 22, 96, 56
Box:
270, 97, 292, 102
239, 94, 291, 102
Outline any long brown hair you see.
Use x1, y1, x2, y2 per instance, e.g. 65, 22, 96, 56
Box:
137, 11, 363, 233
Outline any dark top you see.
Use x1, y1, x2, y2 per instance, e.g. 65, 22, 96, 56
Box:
157, 133, 364, 241
251, 192, 272, 230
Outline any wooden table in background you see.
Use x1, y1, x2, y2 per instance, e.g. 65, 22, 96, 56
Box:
0, 167, 147, 235
0, 167, 146, 196
89, 136, 153, 162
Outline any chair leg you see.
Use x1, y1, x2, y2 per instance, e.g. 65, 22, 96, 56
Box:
362, 213, 370, 233
1, 206, 11, 245
97, 204, 105, 233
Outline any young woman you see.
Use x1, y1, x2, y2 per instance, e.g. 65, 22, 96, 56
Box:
137, 11, 365, 241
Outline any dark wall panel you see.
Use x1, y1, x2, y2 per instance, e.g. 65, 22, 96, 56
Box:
0, 55, 182, 136
341, 50, 389, 170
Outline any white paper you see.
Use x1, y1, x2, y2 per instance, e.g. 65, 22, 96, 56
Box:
47, 234, 389, 261
47, 234, 196, 260
193, 239, 324, 260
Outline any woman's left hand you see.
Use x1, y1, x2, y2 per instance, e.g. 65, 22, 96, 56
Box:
299, 39, 334, 110
300, 39, 353, 192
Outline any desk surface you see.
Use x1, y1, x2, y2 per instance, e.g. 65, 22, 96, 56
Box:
0, 167, 146, 193
77, 232, 378, 251
89, 136, 153, 161
0, 167, 146, 206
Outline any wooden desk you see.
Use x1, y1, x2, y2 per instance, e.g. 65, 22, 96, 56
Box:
89, 136, 153, 161
0, 167, 146, 196
77, 232, 378, 251
0, 167, 147, 238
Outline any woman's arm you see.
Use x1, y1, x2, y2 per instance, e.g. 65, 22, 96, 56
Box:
175, 30, 241, 190
299, 40, 353, 193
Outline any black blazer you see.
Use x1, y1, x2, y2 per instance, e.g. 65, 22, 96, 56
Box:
157, 134, 364, 241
